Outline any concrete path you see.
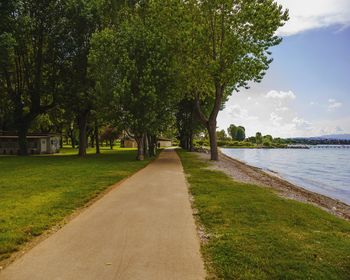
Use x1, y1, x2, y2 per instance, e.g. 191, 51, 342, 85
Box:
0, 149, 205, 280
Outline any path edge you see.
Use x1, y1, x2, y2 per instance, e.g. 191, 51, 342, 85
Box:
0, 152, 160, 271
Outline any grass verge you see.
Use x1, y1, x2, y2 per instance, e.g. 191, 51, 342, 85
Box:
177, 150, 350, 280
0, 147, 151, 263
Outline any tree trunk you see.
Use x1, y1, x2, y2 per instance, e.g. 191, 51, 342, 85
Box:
194, 84, 223, 160
110, 139, 113, 150
153, 135, 157, 156
147, 135, 152, 157
148, 134, 156, 157
69, 129, 76, 149
143, 133, 148, 157
91, 135, 95, 148
60, 132, 63, 148
135, 134, 144, 161
77, 112, 88, 157
71, 135, 76, 148
18, 122, 29, 156
95, 122, 100, 154
180, 138, 185, 149
207, 120, 218, 160
189, 130, 194, 152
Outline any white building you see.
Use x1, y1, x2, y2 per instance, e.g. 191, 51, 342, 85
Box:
0, 134, 60, 155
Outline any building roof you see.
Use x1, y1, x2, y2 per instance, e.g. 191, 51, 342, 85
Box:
0, 133, 60, 139
0, 135, 44, 139
157, 137, 172, 142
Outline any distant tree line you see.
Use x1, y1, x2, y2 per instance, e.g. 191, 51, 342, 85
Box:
214, 126, 350, 148
212, 124, 290, 148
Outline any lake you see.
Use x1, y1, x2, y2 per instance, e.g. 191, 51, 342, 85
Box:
221, 147, 350, 205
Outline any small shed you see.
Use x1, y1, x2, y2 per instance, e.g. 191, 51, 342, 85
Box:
120, 136, 137, 148
0, 134, 60, 155
157, 138, 172, 148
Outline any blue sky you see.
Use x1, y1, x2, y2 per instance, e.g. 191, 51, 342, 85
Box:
217, 0, 350, 138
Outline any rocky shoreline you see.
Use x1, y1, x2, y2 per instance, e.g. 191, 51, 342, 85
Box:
196, 150, 350, 221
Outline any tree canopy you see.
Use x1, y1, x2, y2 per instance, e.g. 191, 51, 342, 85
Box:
0, 0, 288, 160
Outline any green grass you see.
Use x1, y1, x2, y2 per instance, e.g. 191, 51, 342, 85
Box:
0, 147, 151, 262
177, 150, 350, 280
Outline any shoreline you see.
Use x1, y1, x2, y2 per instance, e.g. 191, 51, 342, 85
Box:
196, 150, 350, 221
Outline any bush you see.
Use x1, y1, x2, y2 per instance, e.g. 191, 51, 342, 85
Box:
263, 141, 271, 147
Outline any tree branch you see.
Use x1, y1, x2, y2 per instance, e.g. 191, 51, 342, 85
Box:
209, 84, 223, 122
125, 130, 135, 139
194, 96, 208, 126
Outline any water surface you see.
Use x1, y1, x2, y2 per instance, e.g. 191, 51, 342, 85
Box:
221, 148, 350, 205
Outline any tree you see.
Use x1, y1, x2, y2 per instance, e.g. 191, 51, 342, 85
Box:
227, 124, 238, 140
263, 134, 273, 142
236, 126, 246, 141
90, 2, 182, 160
0, 83, 13, 131
176, 99, 200, 151
61, 0, 102, 157
0, 0, 67, 155
256, 132, 262, 144
246, 136, 256, 143
216, 129, 227, 141
100, 125, 121, 149
188, 0, 288, 160
228, 124, 245, 141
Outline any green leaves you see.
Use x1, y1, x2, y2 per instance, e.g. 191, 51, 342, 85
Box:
89, 3, 182, 136
0, 32, 16, 66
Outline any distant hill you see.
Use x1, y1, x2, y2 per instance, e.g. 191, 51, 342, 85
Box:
316, 134, 350, 140
290, 134, 350, 144
292, 134, 350, 140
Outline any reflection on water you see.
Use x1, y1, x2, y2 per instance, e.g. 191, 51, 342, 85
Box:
221, 148, 350, 205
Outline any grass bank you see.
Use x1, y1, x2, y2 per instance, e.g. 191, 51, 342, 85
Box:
0, 147, 151, 263
178, 150, 350, 279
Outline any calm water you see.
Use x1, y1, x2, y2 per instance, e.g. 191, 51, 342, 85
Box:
221, 148, 350, 205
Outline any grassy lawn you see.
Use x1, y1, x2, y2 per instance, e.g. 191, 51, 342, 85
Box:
0, 146, 151, 263
177, 150, 350, 280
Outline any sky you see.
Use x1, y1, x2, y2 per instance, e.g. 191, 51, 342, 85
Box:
217, 0, 350, 138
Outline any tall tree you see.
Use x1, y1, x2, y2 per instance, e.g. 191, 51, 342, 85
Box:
188, 0, 288, 160
227, 124, 238, 140
0, 0, 67, 155
216, 129, 227, 141
176, 99, 200, 151
61, 0, 102, 156
236, 126, 246, 141
227, 124, 245, 141
256, 132, 262, 144
90, 2, 181, 160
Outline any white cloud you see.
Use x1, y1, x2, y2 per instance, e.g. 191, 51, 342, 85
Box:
227, 104, 258, 120
328, 98, 343, 110
276, 0, 350, 36
292, 117, 313, 130
270, 112, 283, 126
218, 89, 349, 138
313, 118, 350, 135
265, 90, 296, 99
276, 106, 289, 112
218, 89, 312, 137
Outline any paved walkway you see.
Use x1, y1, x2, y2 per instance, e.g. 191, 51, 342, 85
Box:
1, 149, 205, 280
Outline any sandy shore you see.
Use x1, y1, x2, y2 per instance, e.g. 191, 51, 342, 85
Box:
196, 151, 350, 221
